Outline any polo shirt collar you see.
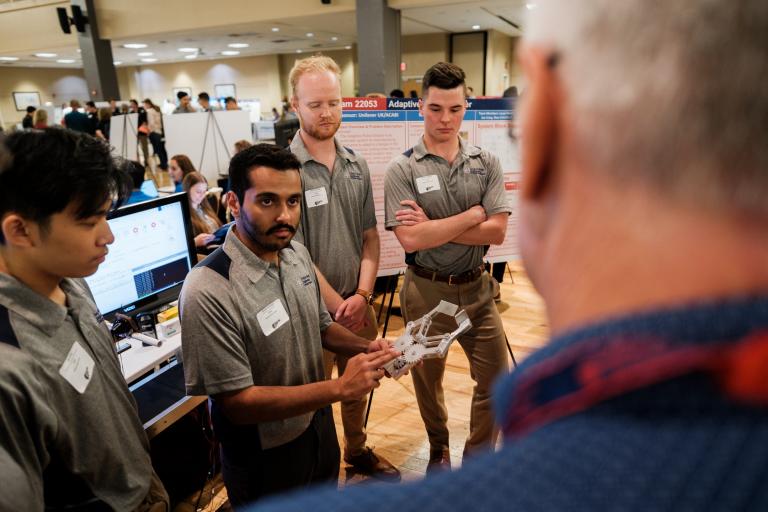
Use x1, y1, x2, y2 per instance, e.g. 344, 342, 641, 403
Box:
0, 272, 68, 337
413, 136, 481, 162
222, 227, 300, 285
290, 131, 358, 166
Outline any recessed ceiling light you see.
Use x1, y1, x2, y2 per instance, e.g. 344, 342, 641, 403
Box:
178, 47, 198, 53
57, 59, 76, 63
137, 52, 154, 57
185, 54, 197, 59
140, 58, 157, 63
77, 49, 81, 53
221, 50, 240, 56
123, 43, 147, 49
113, 61, 122, 65
331, 36, 338, 41
228, 43, 249, 48
526, 3, 536, 9
306, 32, 314, 37
271, 27, 280, 32
472, 24, 481, 30
344, 45, 352, 50
35, 53, 57, 58
296, 49, 303, 53
0, 56, 19, 61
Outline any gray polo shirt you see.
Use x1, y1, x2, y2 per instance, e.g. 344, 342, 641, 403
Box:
290, 134, 377, 298
180, 227, 332, 449
0, 274, 152, 511
385, 137, 512, 275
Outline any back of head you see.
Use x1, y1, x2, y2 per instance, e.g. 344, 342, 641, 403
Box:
33, 109, 47, 124
69, 99, 81, 109
525, 0, 768, 219
421, 62, 467, 97
98, 107, 111, 121
0, 129, 130, 243
389, 89, 405, 98
124, 160, 146, 190
228, 143, 301, 205
86, 101, 96, 109
234, 139, 253, 154
26, 106, 36, 114
288, 54, 341, 99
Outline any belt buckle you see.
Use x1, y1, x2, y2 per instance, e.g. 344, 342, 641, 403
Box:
448, 274, 456, 286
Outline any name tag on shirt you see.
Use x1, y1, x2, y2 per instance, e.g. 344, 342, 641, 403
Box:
257, 299, 290, 336
305, 187, 329, 207
59, 341, 96, 394
416, 175, 441, 194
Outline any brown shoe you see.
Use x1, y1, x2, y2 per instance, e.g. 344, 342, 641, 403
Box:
426, 448, 451, 475
345, 447, 401, 482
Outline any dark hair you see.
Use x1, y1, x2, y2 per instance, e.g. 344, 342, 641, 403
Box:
502, 86, 518, 98
124, 160, 146, 189
176, 91, 189, 100
170, 154, 196, 178
26, 106, 36, 114
86, 101, 96, 108
224, 97, 236, 104
389, 89, 405, 98
0, 129, 130, 243
228, 143, 300, 205
421, 62, 467, 97
198, 92, 210, 101
129, 99, 139, 107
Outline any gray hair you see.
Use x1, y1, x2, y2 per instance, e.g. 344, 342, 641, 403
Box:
526, 1, 768, 218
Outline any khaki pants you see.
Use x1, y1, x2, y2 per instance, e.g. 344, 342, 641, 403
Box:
323, 305, 378, 459
401, 269, 509, 455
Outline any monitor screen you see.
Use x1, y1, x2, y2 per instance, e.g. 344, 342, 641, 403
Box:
85, 193, 196, 320
274, 118, 300, 148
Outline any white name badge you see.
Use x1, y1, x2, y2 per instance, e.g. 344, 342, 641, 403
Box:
257, 299, 290, 336
416, 175, 441, 194
59, 341, 96, 394
305, 187, 329, 208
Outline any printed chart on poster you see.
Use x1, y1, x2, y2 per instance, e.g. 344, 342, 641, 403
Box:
336, 97, 520, 276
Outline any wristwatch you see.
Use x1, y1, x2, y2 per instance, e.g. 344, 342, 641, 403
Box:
355, 288, 375, 305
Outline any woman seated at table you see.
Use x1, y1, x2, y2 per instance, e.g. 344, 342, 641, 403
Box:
169, 154, 196, 192
183, 172, 223, 250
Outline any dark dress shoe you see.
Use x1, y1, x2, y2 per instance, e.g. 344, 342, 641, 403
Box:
426, 448, 451, 474
345, 447, 401, 482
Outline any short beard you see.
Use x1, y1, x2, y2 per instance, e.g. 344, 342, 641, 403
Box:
238, 210, 296, 253
299, 115, 340, 141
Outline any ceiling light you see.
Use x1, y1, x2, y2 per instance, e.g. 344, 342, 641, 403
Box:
344, 45, 352, 50
35, 53, 57, 58
228, 43, 249, 48
296, 49, 303, 53
271, 27, 280, 32
123, 43, 147, 49
178, 47, 198, 53
137, 52, 154, 57
472, 24, 481, 30
0, 56, 19, 61
113, 61, 122, 65
57, 59, 75, 63
185, 54, 197, 59
140, 58, 157, 63
306, 32, 314, 37
526, 3, 536, 9
331, 36, 338, 41
221, 50, 240, 56
77, 49, 81, 53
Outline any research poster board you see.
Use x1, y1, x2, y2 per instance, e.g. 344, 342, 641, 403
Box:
336, 97, 519, 276
109, 113, 139, 161
163, 110, 252, 183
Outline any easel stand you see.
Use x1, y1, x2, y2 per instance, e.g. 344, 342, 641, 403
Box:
198, 111, 232, 175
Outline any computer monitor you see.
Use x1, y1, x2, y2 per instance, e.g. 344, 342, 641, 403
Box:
274, 118, 300, 148
84, 193, 196, 321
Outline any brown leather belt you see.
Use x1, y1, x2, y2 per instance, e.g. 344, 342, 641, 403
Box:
408, 265, 484, 285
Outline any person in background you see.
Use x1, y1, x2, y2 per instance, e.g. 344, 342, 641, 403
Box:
250, 1, 768, 511
22, 106, 35, 129
95, 108, 111, 140
409, 90, 418, 99
389, 89, 405, 98
84, 101, 98, 135
234, 139, 253, 154
198, 92, 215, 112
174, 91, 196, 114
109, 99, 121, 116
62, 100, 90, 133
169, 154, 196, 192
271, 107, 280, 122
130, 99, 151, 167
32, 109, 48, 129
183, 171, 222, 250
123, 160, 158, 205
144, 99, 168, 170
225, 96, 239, 111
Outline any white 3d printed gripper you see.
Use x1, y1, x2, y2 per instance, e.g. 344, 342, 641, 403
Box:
383, 300, 472, 379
